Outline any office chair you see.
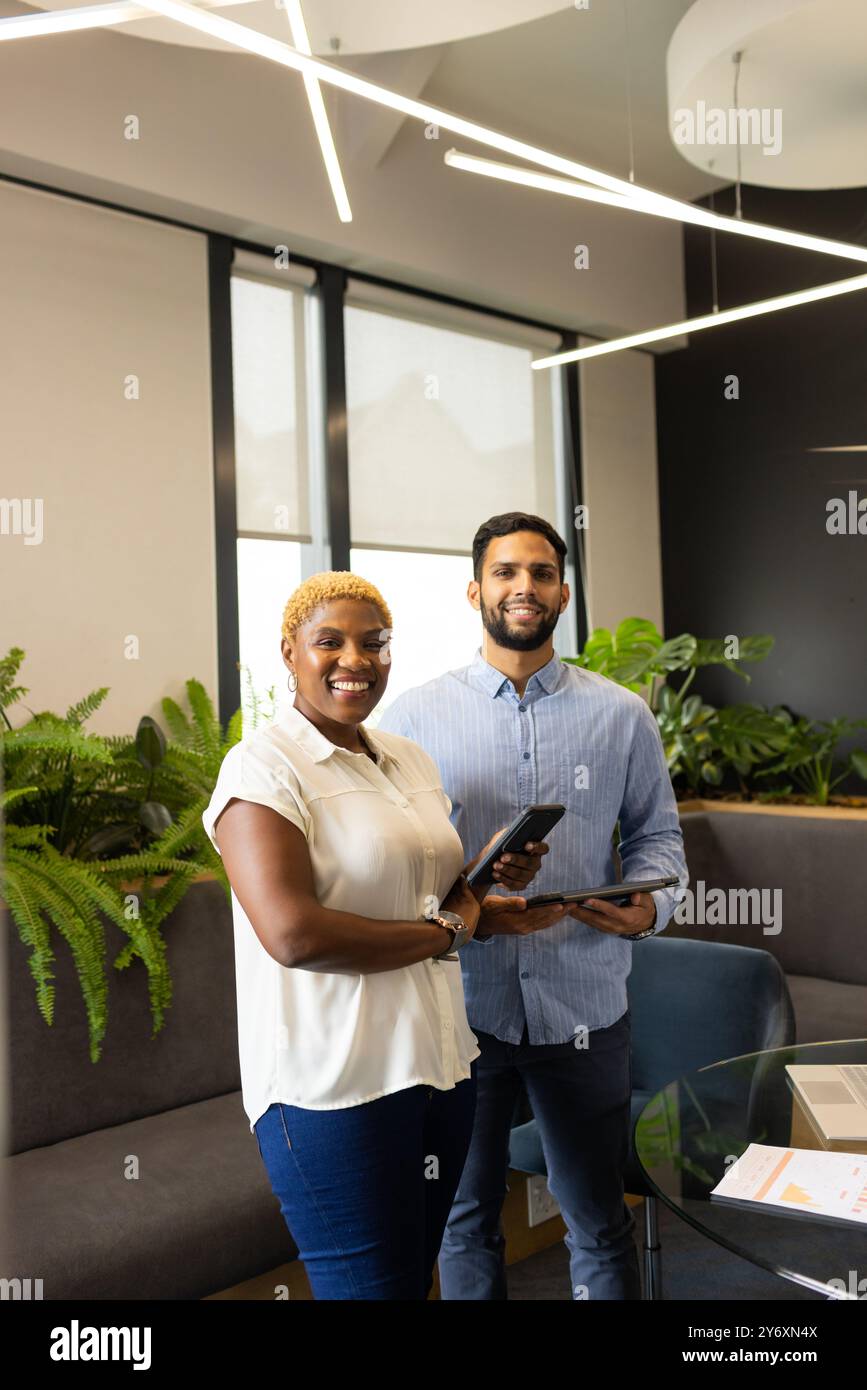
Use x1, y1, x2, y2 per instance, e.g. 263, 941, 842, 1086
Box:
508, 936, 796, 1299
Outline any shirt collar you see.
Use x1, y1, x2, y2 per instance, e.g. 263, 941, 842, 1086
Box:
277, 703, 399, 768
468, 647, 565, 700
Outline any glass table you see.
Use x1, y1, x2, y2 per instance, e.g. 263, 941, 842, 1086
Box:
634, 1038, 867, 1299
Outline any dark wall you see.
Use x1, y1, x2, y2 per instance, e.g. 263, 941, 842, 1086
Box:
656, 185, 867, 746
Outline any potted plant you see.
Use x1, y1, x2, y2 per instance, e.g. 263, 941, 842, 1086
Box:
0, 647, 274, 1060
565, 619, 867, 814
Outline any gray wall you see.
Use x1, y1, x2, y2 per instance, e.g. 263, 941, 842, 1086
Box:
656, 185, 867, 777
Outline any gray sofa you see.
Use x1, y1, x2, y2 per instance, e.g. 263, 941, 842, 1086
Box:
2, 880, 297, 1300
4, 808, 863, 1299
673, 808, 867, 1044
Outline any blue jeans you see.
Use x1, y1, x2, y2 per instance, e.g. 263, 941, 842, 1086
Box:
438, 1011, 642, 1300
253, 1074, 477, 1299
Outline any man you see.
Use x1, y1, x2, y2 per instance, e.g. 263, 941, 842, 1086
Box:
377, 512, 688, 1300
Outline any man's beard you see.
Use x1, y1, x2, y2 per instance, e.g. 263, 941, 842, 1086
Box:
480, 595, 560, 651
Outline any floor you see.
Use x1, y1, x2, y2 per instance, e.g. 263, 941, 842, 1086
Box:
506, 1200, 827, 1301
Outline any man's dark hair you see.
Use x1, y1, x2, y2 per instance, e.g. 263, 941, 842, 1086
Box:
472, 512, 567, 583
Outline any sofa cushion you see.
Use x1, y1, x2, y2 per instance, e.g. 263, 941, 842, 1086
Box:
785, 974, 867, 1045
1, 1091, 297, 1299
673, 811, 867, 987
6, 881, 241, 1152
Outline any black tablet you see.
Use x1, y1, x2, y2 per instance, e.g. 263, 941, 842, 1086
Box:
524, 875, 681, 908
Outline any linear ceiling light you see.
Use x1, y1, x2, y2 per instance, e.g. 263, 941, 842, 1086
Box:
283, 0, 351, 223
4, 0, 867, 269
531, 273, 867, 369
444, 150, 867, 266
444, 149, 641, 212
0, 2, 133, 37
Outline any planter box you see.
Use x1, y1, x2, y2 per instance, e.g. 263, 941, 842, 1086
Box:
678, 798, 867, 820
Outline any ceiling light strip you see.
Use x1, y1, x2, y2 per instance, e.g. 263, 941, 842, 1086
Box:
444, 149, 639, 211
531, 273, 867, 369
4, 0, 867, 268
443, 151, 867, 265
283, 0, 351, 223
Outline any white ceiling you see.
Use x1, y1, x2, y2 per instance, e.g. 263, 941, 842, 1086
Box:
68, 0, 575, 55
20, 0, 720, 203
669, 0, 867, 189
17, 0, 864, 340
414, 0, 721, 202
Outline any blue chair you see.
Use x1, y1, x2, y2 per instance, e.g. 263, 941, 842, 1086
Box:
508, 936, 796, 1298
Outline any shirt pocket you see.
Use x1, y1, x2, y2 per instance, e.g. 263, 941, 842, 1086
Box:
558, 750, 627, 818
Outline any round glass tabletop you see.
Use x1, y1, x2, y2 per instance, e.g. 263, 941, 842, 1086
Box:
634, 1038, 867, 1298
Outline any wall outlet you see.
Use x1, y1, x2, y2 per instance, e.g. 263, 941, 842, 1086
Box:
526, 1173, 561, 1227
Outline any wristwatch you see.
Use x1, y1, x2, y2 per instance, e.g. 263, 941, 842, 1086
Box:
625, 902, 658, 941
430, 910, 471, 960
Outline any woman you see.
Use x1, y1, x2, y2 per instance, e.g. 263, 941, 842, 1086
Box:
202, 571, 556, 1300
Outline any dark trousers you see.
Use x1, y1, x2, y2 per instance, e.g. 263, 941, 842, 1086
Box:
254, 1074, 477, 1300
438, 1010, 642, 1300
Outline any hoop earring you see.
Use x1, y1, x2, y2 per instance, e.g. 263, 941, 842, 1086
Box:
287, 668, 298, 692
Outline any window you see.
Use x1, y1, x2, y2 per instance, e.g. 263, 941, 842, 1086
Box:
230, 251, 325, 726
224, 257, 576, 724
344, 280, 575, 709
349, 547, 481, 721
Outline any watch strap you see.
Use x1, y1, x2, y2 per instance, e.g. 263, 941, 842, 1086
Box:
431, 915, 458, 959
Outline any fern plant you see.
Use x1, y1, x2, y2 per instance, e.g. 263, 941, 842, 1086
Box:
0, 648, 251, 1061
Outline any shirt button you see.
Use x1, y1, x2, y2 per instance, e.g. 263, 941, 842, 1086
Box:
443, 1018, 453, 1030
425, 848, 434, 858
398, 798, 408, 807
518, 704, 527, 713
521, 971, 529, 979
522, 752, 530, 761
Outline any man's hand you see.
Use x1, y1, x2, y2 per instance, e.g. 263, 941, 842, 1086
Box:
464, 830, 551, 902
568, 891, 657, 937
477, 894, 568, 936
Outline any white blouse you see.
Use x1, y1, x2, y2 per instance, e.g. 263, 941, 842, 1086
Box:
201, 703, 480, 1131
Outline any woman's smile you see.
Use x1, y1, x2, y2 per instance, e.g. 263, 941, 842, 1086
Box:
327, 674, 376, 700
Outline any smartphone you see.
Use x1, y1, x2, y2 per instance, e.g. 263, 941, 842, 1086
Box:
465, 804, 565, 891
524, 875, 681, 908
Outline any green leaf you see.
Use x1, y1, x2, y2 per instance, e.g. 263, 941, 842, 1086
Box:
850, 749, 867, 782
136, 716, 166, 771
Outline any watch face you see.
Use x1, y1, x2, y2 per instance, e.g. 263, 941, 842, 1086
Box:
438, 910, 462, 927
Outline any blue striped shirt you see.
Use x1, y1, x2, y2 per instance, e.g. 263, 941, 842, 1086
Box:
377, 648, 688, 1044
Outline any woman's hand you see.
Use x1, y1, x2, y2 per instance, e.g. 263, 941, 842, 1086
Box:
478, 894, 568, 936
463, 829, 551, 901
440, 873, 482, 935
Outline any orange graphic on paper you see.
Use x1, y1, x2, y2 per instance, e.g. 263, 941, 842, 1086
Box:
780, 1183, 820, 1207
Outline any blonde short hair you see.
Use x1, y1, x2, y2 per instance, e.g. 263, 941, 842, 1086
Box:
281, 571, 393, 645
